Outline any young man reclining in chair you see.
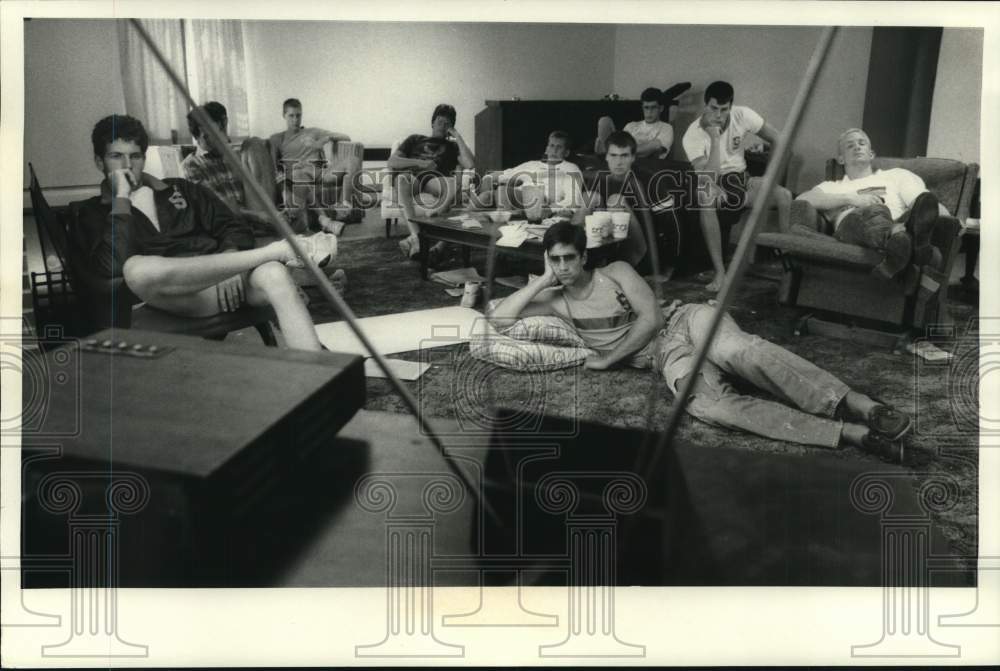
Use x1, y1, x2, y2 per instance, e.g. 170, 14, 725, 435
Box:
486, 221, 913, 462
269, 97, 364, 236
795, 128, 948, 292
497, 129, 585, 214
183, 102, 345, 291
74, 114, 337, 351
388, 103, 477, 264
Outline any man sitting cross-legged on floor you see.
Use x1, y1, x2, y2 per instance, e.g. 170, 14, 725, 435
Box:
388, 103, 476, 263
183, 102, 345, 291
74, 114, 337, 351
682, 80, 792, 292
487, 221, 913, 461
497, 130, 585, 213
795, 128, 947, 291
269, 97, 363, 236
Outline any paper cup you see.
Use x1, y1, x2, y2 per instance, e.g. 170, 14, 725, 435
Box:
585, 214, 605, 242
611, 212, 631, 239
520, 185, 545, 222
593, 211, 612, 236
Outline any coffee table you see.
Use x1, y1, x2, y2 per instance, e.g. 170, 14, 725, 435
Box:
410, 210, 625, 280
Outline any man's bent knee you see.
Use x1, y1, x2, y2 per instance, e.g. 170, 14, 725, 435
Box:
248, 260, 295, 292
122, 255, 169, 299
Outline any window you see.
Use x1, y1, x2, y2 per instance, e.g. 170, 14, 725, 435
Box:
118, 19, 250, 144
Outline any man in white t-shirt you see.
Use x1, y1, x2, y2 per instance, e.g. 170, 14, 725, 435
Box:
596, 87, 674, 160
796, 128, 945, 285
681, 81, 792, 292
498, 130, 584, 211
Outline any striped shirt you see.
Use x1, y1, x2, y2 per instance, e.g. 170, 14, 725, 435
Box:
547, 269, 661, 362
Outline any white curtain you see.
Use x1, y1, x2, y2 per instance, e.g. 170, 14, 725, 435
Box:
117, 19, 189, 143
118, 19, 251, 143
184, 20, 250, 138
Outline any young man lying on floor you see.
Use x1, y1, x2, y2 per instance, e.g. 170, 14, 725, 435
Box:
486, 221, 912, 461
73, 114, 337, 351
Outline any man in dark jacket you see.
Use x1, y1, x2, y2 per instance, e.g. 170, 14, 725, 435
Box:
73, 114, 334, 350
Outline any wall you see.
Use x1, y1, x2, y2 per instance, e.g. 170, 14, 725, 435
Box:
612, 25, 873, 192
927, 28, 983, 164
242, 21, 617, 150
24, 19, 126, 190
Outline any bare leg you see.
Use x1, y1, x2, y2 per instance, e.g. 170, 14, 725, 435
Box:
121, 241, 295, 296
245, 261, 321, 350
747, 178, 793, 233
421, 175, 457, 216
595, 116, 616, 155
698, 206, 727, 291
396, 172, 423, 254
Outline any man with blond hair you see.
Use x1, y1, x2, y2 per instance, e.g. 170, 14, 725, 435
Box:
796, 127, 947, 288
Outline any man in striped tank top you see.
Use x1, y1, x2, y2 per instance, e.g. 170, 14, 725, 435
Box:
487, 221, 911, 462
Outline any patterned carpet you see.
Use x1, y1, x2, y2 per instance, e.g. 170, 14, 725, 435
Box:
314, 235, 980, 563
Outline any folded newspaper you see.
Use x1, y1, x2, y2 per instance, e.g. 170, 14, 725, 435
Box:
430, 267, 486, 288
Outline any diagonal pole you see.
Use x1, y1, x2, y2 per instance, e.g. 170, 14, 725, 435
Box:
127, 19, 500, 526
641, 26, 838, 480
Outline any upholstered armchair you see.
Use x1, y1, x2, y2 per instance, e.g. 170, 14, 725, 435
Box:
755, 157, 979, 329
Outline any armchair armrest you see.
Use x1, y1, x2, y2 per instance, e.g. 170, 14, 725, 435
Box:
755, 232, 883, 269
790, 199, 823, 233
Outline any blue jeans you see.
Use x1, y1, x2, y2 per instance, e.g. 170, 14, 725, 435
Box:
637, 303, 849, 448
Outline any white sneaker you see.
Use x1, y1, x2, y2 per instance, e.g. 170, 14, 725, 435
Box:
285, 233, 338, 269
330, 268, 347, 293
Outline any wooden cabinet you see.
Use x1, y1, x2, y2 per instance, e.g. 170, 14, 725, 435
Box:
474, 99, 643, 174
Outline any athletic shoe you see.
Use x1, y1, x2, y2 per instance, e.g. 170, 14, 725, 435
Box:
867, 404, 912, 441
285, 232, 337, 269
905, 191, 939, 250
860, 431, 904, 464
399, 236, 419, 259
330, 268, 347, 293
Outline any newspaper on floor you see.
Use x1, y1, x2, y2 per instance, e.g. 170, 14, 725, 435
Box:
905, 340, 953, 361
430, 266, 486, 287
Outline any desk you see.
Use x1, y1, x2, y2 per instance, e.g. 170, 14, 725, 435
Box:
411, 211, 625, 280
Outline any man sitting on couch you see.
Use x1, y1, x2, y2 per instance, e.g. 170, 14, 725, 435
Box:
795, 128, 947, 290
487, 221, 912, 461
497, 130, 584, 212
74, 114, 336, 351
682, 80, 792, 292
596, 86, 674, 160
